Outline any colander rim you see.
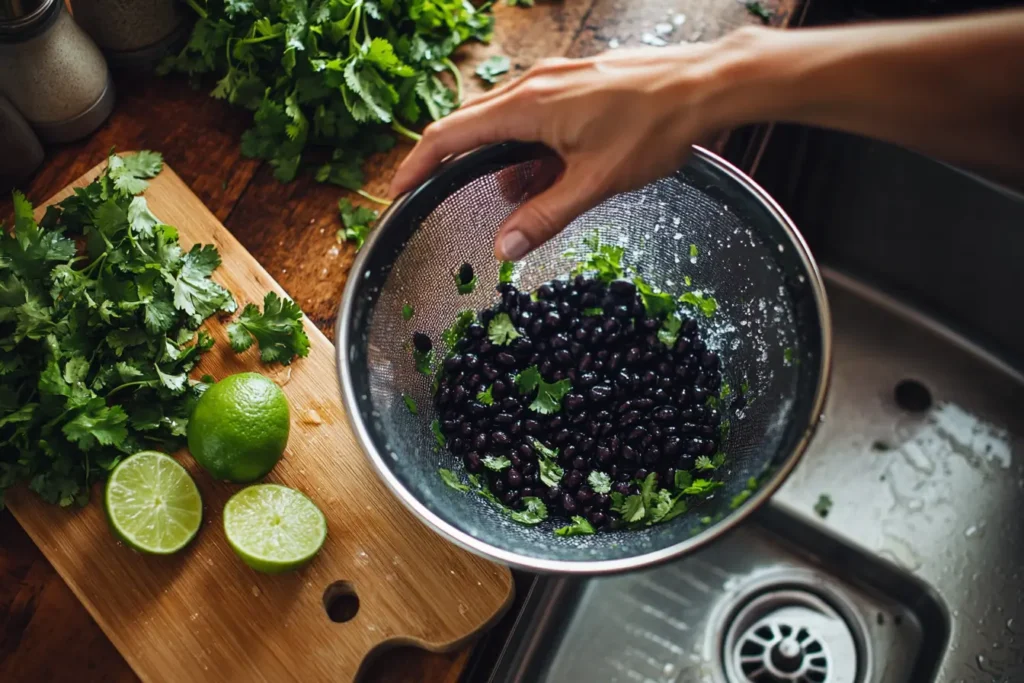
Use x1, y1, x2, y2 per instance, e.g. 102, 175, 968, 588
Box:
335, 142, 832, 574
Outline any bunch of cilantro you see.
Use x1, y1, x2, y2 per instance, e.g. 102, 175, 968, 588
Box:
0, 151, 308, 508
160, 0, 494, 188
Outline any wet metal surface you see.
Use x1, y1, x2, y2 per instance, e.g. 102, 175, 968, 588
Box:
482, 273, 1023, 682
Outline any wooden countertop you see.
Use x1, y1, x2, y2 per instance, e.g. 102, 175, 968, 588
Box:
0, 0, 796, 680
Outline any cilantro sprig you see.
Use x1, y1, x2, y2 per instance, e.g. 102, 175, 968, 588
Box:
227, 291, 311, 365
161, 0, 496, 189
0, 151, 243, 507
515, 365, 571, 414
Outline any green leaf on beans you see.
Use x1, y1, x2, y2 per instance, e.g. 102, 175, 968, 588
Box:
587, 471, 612, 494
531, 438, 564, 486
487, 312, 520, 345
555, 515, 595, 537
477, 385, 494, 406
439, 468, 469, 492
635, 278, 676, 318
442, 310, 476, 349
530, 377, 571, 414
483, 455, 511, 472
498, 260, 515, 283
679, 290, 718, 318
430, 419, 446, 448
509, 497, 547, 525
658, 314, 681, 346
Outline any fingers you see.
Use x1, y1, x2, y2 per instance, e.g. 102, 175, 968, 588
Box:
494, 166, 604, 261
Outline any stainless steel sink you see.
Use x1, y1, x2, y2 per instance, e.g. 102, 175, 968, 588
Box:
470, 269, 1024, 683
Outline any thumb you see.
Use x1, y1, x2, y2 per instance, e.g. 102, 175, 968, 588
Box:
494, 169, 603, 261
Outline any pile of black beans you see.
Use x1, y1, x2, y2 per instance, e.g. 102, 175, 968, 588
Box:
432, 275, 723, 530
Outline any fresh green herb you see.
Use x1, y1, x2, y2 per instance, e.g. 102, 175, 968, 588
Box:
402, 303, 415, 321
0, 151, 244, 508
783, 347, 799, 365
337, 198, 378, 249
227, 291, 311, 365
689, 243, 698, 258
679, 290, 718, 318
483, 454, 511, 471
403, 394, 418, 415
572, 235, 625, 283
694, 455, 716, 471
700, 516, 713, 525
531, 438, 564, 486
514, 365, 541, 394
660, 497, 688, 523
430, 418, 446, 447
507, 0, 535, 6
554, 515, 595, 537
582, 307, 604, 316
684, 275, 692, 286
468, 473, 504, 507
618, 494, 646, 523
441, 310, 476, 349
740, 380, 750, 395
514, 364, 571, 414
674, 470, 693, 490
530, 376, 571, 414
635, 277, 676, 318
730, 476, 759, 509
587, 471, 612, 494
498, 260, 515, 283
454, 272, 478, 295
476, 55, 511, 84
745, 0, 773, 23
487, 312, 520, 345
682, 478, 724, 496
439, 468, 470, 492
706, 395, 720, 409
814, 493, 833, 518
161, 0, 495, 188
477, 385, 494, 406
413, 348, 433, 374
658, 315, 682, 346
509, 496, 547, 524
720, 418, 731, 440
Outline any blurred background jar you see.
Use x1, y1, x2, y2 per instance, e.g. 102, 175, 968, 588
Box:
0, 0, 114, 144
69, 0, 189, 70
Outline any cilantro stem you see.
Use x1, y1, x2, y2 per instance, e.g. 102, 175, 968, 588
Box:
442, 57, 464, 104
106, 380, 156, 398
183, 0, 207, 19
239, 32, 285, 45
355, 189, 392, 206
350, 4, 363, 53
391, 121, 422, 141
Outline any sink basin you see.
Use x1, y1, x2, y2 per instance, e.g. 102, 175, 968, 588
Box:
467, 271, 1024, 683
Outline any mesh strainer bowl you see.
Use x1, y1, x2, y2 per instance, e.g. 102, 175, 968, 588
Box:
336, 142, 831, 574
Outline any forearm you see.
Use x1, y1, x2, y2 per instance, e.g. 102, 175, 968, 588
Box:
704, 11, 1024, 183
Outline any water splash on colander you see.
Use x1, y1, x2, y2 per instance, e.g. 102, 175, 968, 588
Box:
337, 143, 830, 573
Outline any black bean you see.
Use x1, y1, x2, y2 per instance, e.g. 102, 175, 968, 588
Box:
621, 410, 642, 427
565, 469, 584, 490
627, 426, 647, 442
554, 428, 572, 445
554, 349, 573, 365
521, 486, 535, 498
507, 468, 523, 488
564, 393, 586, 413
609, 280, 636, 298
413, 332, 433, 353
563, 493, 578, 513
613, 482, 631, 495
495, 352, 516, 367
501, 490, 519, 506
465, 452, 483, 473
685, 438, 703, 455
576, 486, 595, 504
549, 416, 564, 430
493, 478, 506, 493
523, 419, 540, 434
635, 468, 650, 481
491, 431, 510, 445
544, 311, 563, 329
546, 485, 562, 502
596, 445, 613, 463
460, 422, 473, 437
501, 397, 519, 411
622, 444, 638, 461
473, 432, 488, 450
589, 384, 613, 402
653, 406, 679, 422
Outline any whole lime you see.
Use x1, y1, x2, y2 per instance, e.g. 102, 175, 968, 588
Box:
187, 372, 290, 483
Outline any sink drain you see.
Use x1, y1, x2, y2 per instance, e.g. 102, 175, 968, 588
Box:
716, 572, 869, 683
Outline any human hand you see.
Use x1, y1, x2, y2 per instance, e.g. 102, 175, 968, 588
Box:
390, 31, 772, 261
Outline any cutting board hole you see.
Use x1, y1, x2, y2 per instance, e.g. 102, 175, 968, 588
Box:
323, 582, 360, 623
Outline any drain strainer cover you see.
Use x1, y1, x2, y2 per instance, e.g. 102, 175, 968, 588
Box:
723, 590, 860, 683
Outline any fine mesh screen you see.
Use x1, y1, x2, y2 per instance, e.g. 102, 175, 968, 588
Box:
342, 144, 827, 568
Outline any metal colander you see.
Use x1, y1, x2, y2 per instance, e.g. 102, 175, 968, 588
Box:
336, 142, 831, 574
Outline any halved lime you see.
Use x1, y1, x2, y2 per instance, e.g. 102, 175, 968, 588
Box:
223, 484, 327, 574
104, 451, 203, 554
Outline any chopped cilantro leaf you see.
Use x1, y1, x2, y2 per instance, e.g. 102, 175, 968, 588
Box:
689, 243, 698, 258
730, 490, 752, 509
514, 365, 541, 394
554, 515, 595, 537
745, 0, 773, 23
694, 455, 716, 471
531, 438, 564, 486
483, 455, 511, 471
674, 470, 693, 491
619, 494, 646, 523
530, 377, 571, 414
635, 278, 676, 318
498, 260, 515, 283
814, 493, 833, 518
582, 307, 604, 316
487, 312, 520, 345
684, 275, 692, 286
587, 471, 612, 494
477, 385, 494, 405
783, 347, 799, 365
337, 198, 378, 249
441, 310, 476, 349
509, 497, 547, 524
430, 419, 446, 448
402, 303, 414, 321
476, 55, 511, 85
403, 394, 418, 415
439, 468, 469, 492
658, 315, 682, 346
454, 272, 478, 295
572, 237, 625, 283
226, 291, 310, 365
413, 348, 433, 375
679, 290, 718, 318
720, 382, 731, 399
682, 478, 724, 496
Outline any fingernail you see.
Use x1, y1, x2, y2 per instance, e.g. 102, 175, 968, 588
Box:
499, 230, 531, 261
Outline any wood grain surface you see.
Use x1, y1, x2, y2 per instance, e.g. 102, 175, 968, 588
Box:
0, 1, 799, 680
4, 161, 513, 682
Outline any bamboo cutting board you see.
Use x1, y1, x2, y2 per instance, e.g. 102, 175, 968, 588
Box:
5, 159, 513, 682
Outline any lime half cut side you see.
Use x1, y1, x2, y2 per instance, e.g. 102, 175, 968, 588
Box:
223, 484, 327, 574
105, 451, 203, 554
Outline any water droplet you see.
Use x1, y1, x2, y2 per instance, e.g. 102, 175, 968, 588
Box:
251, 585, 261, 597
965, 525, 979, 537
